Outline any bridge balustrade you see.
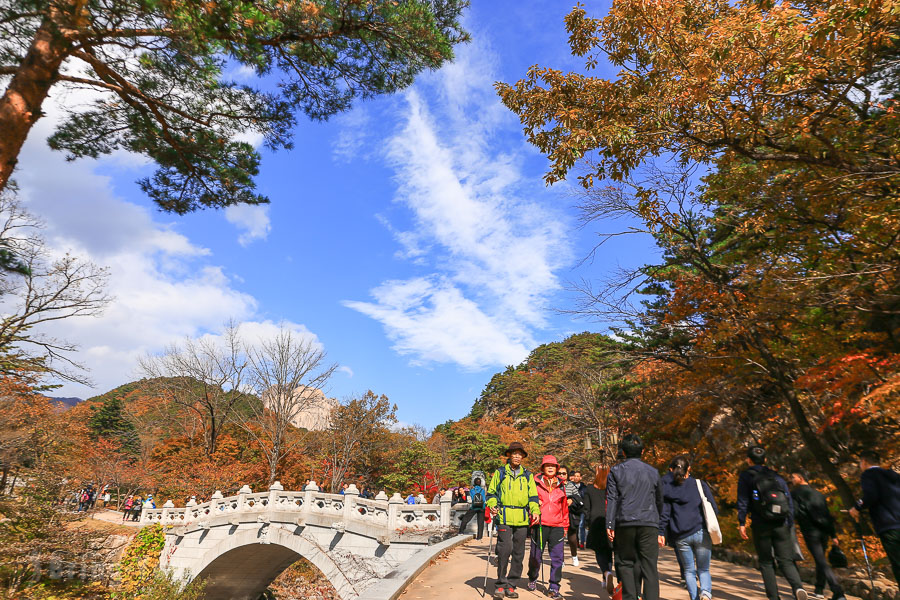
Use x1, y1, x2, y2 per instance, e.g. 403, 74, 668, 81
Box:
140, 482, 471, 537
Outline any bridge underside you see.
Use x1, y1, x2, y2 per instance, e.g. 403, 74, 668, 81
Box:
195, 543, 302, 600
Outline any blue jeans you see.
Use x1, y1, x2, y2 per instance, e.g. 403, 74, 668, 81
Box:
579, 513, 587, 544
675, 529, 712, 600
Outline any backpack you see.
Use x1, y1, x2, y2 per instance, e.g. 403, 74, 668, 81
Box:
752, 469, 791, 524
471, 488, 485, 509
493, 466, 533, 504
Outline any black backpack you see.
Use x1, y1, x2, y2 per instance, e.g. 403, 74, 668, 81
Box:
471, 488, 485, 509
753, 469, 791, 524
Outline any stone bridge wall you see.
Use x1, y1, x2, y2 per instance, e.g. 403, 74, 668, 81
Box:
141, 482, 475, 599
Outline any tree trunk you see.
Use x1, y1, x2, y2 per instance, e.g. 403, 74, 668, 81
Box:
750, 331, 858, 508
0, 19, 71, 192
775, 376, 858, 507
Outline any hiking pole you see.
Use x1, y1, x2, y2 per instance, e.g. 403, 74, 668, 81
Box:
853, 518, 875, 589
482, 512, 495, 598
538, 514, 545, 586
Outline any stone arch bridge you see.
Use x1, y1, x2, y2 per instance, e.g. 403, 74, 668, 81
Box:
141, 482, 474, 600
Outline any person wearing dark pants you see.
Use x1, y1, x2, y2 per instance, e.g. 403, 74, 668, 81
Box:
738, 446, 808, 600
558, 466, 583, 567
496, 524, 529, 593
528, 526, 566, 594
789, 469, 845, 600
606, 433, 663, 600
459, 477, 486, 539
615, 526, 660, 600
584, 466, 615, 593
849, 450, 900, 586
527, 456, 569, 598
486, 442, 541, 599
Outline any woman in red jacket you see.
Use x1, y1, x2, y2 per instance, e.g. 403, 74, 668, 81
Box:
527, 455, 570, 598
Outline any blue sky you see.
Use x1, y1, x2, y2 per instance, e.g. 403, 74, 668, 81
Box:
17, 1, 657, 427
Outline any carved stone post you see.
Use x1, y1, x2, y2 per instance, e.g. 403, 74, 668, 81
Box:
156, 499, 174, 525
302, 480, 318, 521
237, 484, 251, 512
388, 493, 403, 530
440, 489, 453, 528
342, 484, 359, 524
211, 490, 223, 515
268, 480, 283, 511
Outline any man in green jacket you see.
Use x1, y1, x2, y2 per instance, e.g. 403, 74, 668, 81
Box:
487, 442, 541, 599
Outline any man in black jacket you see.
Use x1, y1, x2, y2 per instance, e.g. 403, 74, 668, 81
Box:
789, 469, 846, 600
606, 434, 663, 600
849, 450, 900, 586
738, 446, 808, 600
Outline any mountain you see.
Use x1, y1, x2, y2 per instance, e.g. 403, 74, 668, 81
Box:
50, 396, 83, 408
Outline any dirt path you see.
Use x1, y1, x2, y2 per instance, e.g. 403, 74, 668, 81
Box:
88, 508, 142, 528
403, 536, 858, 600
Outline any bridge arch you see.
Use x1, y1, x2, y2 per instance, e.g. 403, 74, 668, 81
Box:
146, 484, 474, 599
184, 526, 354, 600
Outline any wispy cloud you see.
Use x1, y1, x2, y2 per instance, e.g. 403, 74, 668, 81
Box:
225, 203, 271, 246
344, 41, 570, 371
331, 107, 371, 162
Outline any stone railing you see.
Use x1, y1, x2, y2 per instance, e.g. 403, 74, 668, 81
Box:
141, 482, 469, 539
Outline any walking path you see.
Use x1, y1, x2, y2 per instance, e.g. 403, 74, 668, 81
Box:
89, 508, 142, 527
402, 537, 860, 600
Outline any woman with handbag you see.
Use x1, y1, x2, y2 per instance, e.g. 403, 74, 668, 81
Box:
658, 456, 720, 600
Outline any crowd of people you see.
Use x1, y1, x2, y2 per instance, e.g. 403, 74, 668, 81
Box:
65, 484, 112, 512
474, 438, 900, 600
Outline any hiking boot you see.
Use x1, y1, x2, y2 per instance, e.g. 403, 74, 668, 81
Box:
700, 593, 712, 600
795, 590, 808, 600
527, 581, 537, 592
505, 587, 519, 598
493, 587, 506, 599
604, 572, 615, 595
547, 591, 562, 599
572, 555, 579, 567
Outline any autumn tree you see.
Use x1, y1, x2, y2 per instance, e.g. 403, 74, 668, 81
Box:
0, 0, 469, 213
323, 390, 396, 493
498, 0, 900, 506
379, 436, 445, 495
237, 326, 336, 485
139, 324, 247, 457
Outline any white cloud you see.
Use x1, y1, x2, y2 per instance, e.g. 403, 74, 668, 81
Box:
337, 365, 354, 378
344, 277, 531, 369
8, 86, 308, 398
344, 41, 570, 371
199, 319, 322, 351
225, 203, 271, 246
331, 107, 371, 162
